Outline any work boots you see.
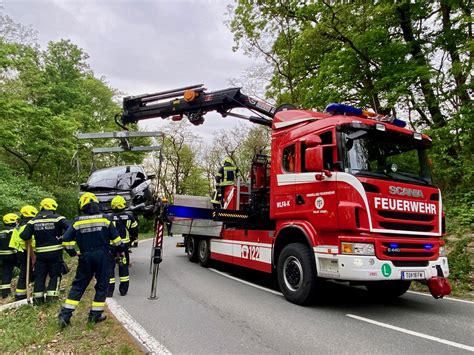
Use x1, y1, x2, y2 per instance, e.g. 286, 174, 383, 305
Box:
88, 312, 107, 324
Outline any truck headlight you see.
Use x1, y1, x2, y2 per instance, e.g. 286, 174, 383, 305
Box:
439, 245, 446, 257
341, 242, 375, 256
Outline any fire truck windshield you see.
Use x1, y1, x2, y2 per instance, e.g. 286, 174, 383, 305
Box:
343, 130, 433, 186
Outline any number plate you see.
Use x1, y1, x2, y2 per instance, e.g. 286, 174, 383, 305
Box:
401, 271, 425, 280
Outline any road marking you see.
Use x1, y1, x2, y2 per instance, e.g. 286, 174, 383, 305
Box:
209, 268, 283, 297
407, 291, 474, 305
347, 314, 474, 352
107, 298, 171, 354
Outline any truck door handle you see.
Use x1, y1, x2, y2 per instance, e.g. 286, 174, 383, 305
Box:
296, 194, 305, 205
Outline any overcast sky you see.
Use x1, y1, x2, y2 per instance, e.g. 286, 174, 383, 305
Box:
2, 0, 257, 140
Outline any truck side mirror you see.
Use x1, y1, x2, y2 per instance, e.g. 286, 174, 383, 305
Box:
305, 146, 324, 172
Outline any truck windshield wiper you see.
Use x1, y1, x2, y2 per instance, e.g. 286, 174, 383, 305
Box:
386, 171, 430, 185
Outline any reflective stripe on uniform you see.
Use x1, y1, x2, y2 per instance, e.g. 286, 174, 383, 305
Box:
36, 244, 63, 253
131, 221, 138, 228
73, 218, 110, 229
33, 292, 44, 298
63, 299, 79, 309
111, 237, 122, 246
109, 278, 116, 284
28, 217, 65, 224
119, 276, 130, 282
62, 241, 76, 249
0, 250, 16, 255
15, 288, 27, 295
0, 284, 10, 290
46, 290, 59, 297
91, 301, 105, 311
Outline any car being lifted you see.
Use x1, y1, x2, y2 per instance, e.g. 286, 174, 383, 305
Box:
80, 165, 156, 214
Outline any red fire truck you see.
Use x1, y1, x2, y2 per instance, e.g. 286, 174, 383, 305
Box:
120, 84, 451, 305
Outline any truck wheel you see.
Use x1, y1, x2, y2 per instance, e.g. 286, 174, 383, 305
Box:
186, 236, 199, 262
366, 280, 411, 298
277, 243, 317, 305
198, 238, 211, 267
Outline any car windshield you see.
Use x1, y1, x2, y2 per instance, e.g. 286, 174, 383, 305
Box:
343, 130, 433, 186
87, 166, 145, 189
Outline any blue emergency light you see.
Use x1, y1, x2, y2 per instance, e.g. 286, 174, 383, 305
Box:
168, 205, 214, 220
325, 103, 407, 128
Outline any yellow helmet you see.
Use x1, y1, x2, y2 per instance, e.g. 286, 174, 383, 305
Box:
111, 195, 126, 210
40, 198, 58, 211
79, 192, 99, 210
161, 197, 168, 203
20, 205, 38, 218
3, 213, 19, 225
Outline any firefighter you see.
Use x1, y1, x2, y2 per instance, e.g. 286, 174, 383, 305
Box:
21, 198, 70, 305
211, 156, 237, 208
58, 192, 123, 327
108, 195, 138, 297
0, 213, 19, 298
9, 205, 38, 300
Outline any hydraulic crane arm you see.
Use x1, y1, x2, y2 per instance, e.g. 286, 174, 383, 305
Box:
120, 84, 276, 127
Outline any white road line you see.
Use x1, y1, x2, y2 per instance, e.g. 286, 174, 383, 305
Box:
107, 298, 171, 355
209, 268, 283, 297
347, 314, 474, 352
407, 291, 474, 305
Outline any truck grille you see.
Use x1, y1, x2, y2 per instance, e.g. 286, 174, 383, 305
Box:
376, 210, 435, 233
377, 211, 434, 222
379, 222, 434, 232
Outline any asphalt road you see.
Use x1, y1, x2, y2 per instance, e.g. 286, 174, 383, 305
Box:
113, 237, 474, 354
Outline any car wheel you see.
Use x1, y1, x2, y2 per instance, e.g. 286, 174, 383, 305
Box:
198, 239, 211, 267
277, 243, 318, 305
186, 236, 199, 262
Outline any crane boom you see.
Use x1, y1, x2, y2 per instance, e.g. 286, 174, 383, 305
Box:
121, 84, 276, 127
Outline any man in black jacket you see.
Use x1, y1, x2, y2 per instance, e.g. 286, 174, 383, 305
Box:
21, 198, 70, 305
0, 213, 19, 298
58, 192, 123, 327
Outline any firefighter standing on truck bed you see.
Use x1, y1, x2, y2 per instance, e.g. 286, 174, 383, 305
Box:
0, 213, 19, 298
21, 198, 70, 305
211, 156, 237, 208
9, 205, 38, 300
108, 195, 138, 297
58, 192, 123, 328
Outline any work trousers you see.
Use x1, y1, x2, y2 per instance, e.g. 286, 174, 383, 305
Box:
0, 254, 16, 298
58, 250, 109, 321
15, 251, 33, 300
33, 250, 62, 305
108, 247, 129, 296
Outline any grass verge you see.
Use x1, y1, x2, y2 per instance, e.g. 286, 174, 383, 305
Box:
0, 256, 143, 353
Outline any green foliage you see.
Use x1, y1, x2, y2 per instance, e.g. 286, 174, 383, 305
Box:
0, 161, 51, 217
447, 237, 473, 291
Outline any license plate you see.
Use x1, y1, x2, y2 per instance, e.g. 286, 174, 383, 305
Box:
401, 271, 425, 280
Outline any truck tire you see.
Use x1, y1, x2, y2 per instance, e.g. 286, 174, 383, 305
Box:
198, 238, 211, 267
186, 236, 199, 262
277, 243, 318, 305
365, 280, 411, 298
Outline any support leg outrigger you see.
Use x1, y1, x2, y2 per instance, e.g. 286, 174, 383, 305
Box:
148, 217, 164, 300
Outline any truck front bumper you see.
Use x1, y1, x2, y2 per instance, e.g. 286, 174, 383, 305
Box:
315, 253, 449, 282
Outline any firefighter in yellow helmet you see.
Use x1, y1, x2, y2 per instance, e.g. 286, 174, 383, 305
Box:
211, 157, 237, 208
20, 198, 70, 305
58, 193, 122, 327
9, 205, 38, 300
0, 213, 19, 298
107, 195, 138, 297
